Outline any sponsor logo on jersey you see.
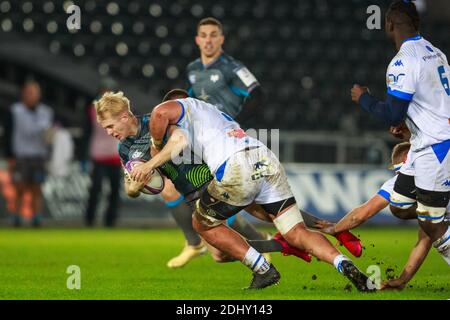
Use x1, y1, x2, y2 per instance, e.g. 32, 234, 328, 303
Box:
392, 60, 404, 67
131, 151, 143, 159
210, 74, 219, 83
227, 128, 247, 138
387, 73, 405, 85
189, 74, 196, 84
442, 179, 450, 187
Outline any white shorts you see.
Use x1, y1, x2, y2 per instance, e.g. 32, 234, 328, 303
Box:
207, 146, 294, 207
400, 143, 450, 192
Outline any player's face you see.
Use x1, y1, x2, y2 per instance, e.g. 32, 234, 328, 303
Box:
196, 25, 224, 58
22, 84, 41, 108
100, 112, 132, 141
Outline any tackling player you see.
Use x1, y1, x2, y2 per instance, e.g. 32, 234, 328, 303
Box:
93, 91, 312, 267
351, 0, 450, 265
317, 141, 449, 289
132, 95, 374, 291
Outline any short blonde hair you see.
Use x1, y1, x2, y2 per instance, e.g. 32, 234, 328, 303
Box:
391, 141, 411, 164
94, 91, 132, 120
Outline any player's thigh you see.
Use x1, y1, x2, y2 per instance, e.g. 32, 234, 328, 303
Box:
416, 187, 450, 224
206, 151, 261, 207
414, 147, 450, 193
260, 197, 305, 235
194, 184, 247, 227
390, 173, 417, 210
253, 148, 294, 205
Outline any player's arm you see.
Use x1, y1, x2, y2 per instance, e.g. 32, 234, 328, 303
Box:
130, 128, 188, 183
234, 86, 266, 125
352, 56, 418, 126
229, 62, 263, 125
318, 194, 389, 235
381, 228, 432, 290
150, 101, 183, 150
351, 86, 410, 126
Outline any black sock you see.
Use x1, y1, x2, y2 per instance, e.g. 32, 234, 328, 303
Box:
247, 239, 283, 253
229, 213, 267, 240
169, 201, 201, 246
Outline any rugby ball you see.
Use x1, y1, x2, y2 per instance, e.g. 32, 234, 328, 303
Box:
125, 159, 165, 195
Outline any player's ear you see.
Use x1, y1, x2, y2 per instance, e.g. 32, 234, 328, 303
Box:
120, 112, 129, 123
195, 35, 201, 46
385, 17, 393, 33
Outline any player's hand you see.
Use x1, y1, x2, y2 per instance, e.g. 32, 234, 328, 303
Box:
314, 220, 336, 235
351, 84, 370, 103
130, 162, 153, 183
380, 278, 406, 291
389, 122, 411, 141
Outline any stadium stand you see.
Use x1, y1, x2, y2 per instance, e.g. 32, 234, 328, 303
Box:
0, 0, 448, 160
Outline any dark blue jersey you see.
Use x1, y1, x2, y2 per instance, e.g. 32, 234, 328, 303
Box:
118, 114, 213, 196
186, 52, 259, 118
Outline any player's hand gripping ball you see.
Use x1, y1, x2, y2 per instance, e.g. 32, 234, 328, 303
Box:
125, 159, 165, 195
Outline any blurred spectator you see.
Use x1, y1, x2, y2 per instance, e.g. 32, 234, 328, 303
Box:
3, 81, 54, 227
48, 119, 74, 177
82, 78, 122, 227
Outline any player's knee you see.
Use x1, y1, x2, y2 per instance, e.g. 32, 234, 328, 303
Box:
272, 202, 304, 235
282, 222, 307, 245
160, 179, 181, 201
389, 205, 415, 220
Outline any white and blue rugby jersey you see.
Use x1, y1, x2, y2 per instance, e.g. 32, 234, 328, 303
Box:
175, 97, 262, 174
386, 36, 450, 151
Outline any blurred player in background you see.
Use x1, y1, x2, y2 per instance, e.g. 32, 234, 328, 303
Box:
3, 81, 54, 227
186, 17, 265, 128
351, 0, 450, 265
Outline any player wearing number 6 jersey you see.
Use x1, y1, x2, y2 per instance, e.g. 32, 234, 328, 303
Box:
351, 0, 450, 265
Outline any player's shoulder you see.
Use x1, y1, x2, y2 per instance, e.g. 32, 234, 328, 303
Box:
220, 53, 246, 71
37, 102, 54, 114
395, 36, 428, 61
186, 58, 203, 71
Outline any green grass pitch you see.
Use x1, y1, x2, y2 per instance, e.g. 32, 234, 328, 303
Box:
0, 227, 448, 300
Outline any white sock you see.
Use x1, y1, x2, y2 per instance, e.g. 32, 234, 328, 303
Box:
333, 254, 350, 273
433, 227, 450, 265
242, 247, 270, 274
